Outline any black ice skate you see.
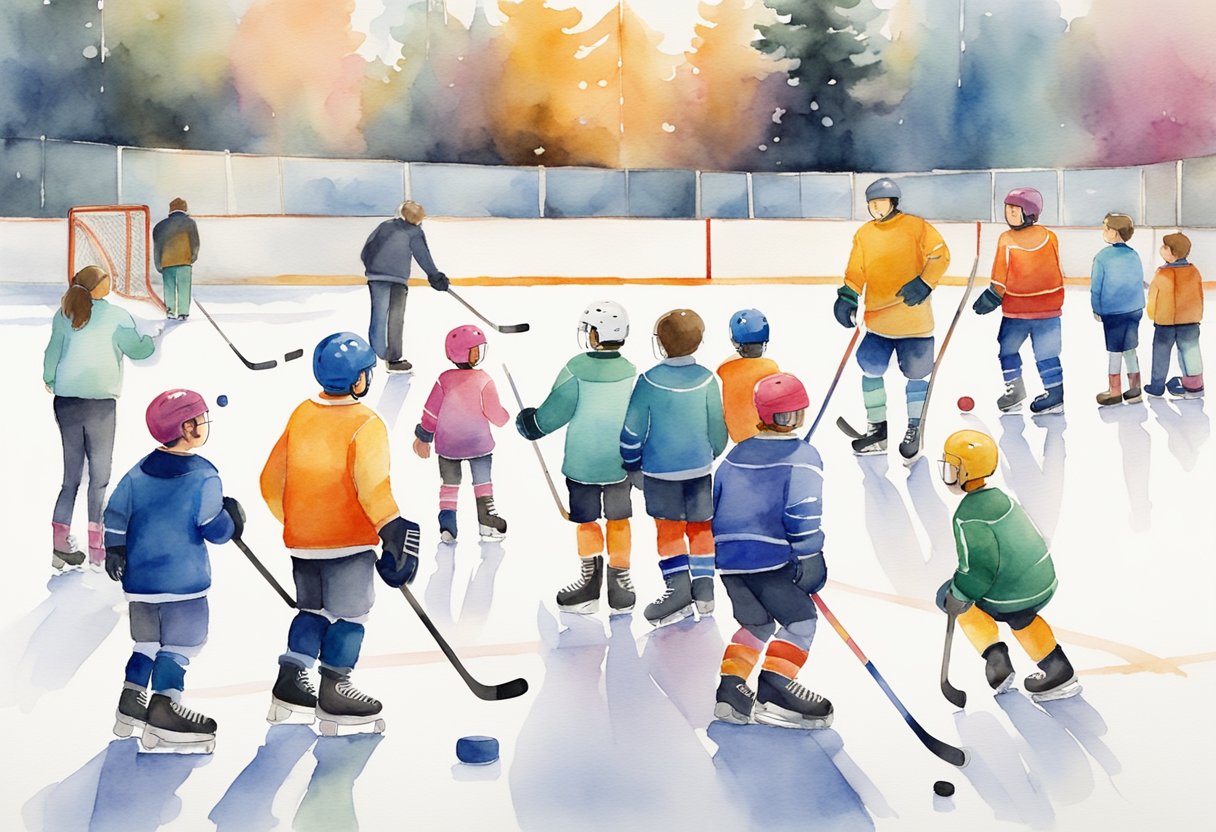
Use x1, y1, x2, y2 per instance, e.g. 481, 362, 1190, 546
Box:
983, 642, 1015, 694
898, 423, 921, 461
476, 495, 507, 541
713, 674, 756, 725
316, 668, 385, 736
753, 670, 833, 729
113, 684, 148, 738
850, 421, 887, 455
692, 576, 715, 616
386, 358, 413, 373
556, 555, 602, 614
267, 661, 318, 725
1024, 646, 1082, 702
140, 693, 217, 754
1030, 385, 1064, 415
644, 570, 695, 628
606, 565, 635, 614
439, 509, 458, 543
998, 377, 1027, 412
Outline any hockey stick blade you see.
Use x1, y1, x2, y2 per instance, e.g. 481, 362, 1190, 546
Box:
836, 416, 866, 440
232, 536, 297, 608
447, 288, 530, 334
284, 348, 304, 361
195, 299, 279, 371
400, 585, 529, 701
940, 612, 967, 709
502, 363, 571, 520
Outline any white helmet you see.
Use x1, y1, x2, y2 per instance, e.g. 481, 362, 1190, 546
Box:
578, 300, 629, 349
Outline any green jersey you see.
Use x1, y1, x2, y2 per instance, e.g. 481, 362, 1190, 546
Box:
950, 487, 1057, 614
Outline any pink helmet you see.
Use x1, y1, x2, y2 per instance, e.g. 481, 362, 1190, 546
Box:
146, 388, 208, 445
1004, 187, 1043, 221
754, 373, 810, 426
445, 324, 487, 365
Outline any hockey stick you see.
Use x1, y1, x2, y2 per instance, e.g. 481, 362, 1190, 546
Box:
447, 288, 530, 334
813, 593, 969, 767
399, 584, 529, 701
232, 536, 297, 609
940, 611, 967, 708
804, 327, 861, 442
502, 363, 570, 520
194, 298, 279, 371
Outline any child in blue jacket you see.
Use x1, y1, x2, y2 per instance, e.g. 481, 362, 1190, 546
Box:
104, 388, 243, 754
1091, 213, 1146, 406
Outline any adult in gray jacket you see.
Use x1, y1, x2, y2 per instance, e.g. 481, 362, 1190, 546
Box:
152, 197, 200, 320
361, 200, 450, 372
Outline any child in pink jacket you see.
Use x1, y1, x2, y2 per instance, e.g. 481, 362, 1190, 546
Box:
413, 325, 510, 542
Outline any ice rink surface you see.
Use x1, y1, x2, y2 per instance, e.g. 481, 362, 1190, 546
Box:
1, 281, 1213, 831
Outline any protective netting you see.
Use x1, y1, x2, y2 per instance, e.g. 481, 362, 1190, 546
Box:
68, 205, 161, 308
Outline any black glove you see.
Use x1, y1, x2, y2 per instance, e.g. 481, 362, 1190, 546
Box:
223, 496, 246, 540
793, 553, 827, 595
972, 287, 1002, 315
936, 579, 973, 615
897, 275, 932, 307
834, 285, 859, 328
376, 516, 421, 588
428, 272, 450, 292
626, 469, 645, 491
516, 407, 545, 441
105, 545, 126, 582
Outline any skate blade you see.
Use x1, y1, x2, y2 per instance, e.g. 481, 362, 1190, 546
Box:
852, 443, 888, 456
557, 599, 600, 615
267, 700, 316, 725
990, 673, 1016, 696
900, 450, 922, 466
997, 402, 1025, 413
316, 709, 385, 737
695, 601, 715, 616
478, 526, 506, 541
647, 604, 695, 629
112, 714, 144, 739
712, 702, 753, 725
1123, 393, 1143, 404
753, 702, 833, 730
1030, 678, 1082, 703
140, 728, 215, 754
1031, 404, 1064, 415
608, 605, 635, 616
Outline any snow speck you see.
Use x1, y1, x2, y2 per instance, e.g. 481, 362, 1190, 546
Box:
82, 45, 98, 59
661, 122, 675, 133
691, 67, 700, 75
15, 172, 21, 179
85, 21, 92, 28
772, 108, 785, 124
773, 136, 780, 142
597, 80, 608, 88
810, 101, 819, 111
821, 116, 834, 127
787, 78, 800, 86
183, 125, 190, 132
578, 81, 588, 90
758, 144, 767, 151
533, 147, 544, 156
827, 78, 837, 85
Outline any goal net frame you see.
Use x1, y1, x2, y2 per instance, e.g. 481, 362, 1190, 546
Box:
67, 204, 165, 311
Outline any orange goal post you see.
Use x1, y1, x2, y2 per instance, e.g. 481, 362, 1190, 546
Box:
67, 204, 164, 310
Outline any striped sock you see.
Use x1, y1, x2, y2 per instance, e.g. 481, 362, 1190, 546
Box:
1036, 356, 1063, 389
1000, 353, 1023, 383
659, 554, 690, 580
762, 639, 809, 681
1123, 349, 1140, 374
906, 378, 928, 424
473, 482, 493, 499
720, 627, 765, 679
439, 485, 459, 512
862, 375, 887, 423
689, 555, 715, 581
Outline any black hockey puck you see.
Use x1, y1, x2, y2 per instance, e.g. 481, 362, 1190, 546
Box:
933, 780, 955, 797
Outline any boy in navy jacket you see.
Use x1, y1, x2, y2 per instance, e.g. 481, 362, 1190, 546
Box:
104, 389, 243, 753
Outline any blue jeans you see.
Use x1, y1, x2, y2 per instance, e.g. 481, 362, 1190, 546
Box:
125, 596, 209, 694
1152, 323, 1204, 383
997, 316, 1063, 387
161, 265, 192, 317
856, 332, 934, 379
367, 281, 408, 361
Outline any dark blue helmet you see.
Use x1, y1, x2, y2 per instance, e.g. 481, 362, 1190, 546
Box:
313, 332, 376, 396
729, 308, 770, 345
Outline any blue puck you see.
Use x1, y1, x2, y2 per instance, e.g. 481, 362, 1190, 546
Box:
217, 395, 229, 408
456, 735, 499, 765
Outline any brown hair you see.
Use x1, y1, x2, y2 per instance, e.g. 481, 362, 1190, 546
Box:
399, 200, 426, 224
655, 309, 705, 358
61, 266, 108, 330
170, 197, 188, 212
1162, 232, 1191, 260
1104, 213, 1134, 242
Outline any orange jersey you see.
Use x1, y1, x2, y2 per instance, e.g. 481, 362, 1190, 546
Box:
990, 226, 1064, 319
717, 355, 780, 443
1147, 263, 1204, 325
844, 213, 950, 338
260, 396, 399, 557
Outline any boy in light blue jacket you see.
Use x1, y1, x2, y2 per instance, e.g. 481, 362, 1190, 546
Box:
620, 309, 727, 627
1091, 213, 1145, 406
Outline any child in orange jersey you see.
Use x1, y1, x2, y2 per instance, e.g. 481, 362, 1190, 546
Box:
717, 308, 779, 444
1146, 232, 1205, 398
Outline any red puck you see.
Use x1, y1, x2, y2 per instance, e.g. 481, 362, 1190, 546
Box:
957, 396, 975, 412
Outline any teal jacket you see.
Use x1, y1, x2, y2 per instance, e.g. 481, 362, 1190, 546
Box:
949, 487, 1057, 614
620, 357, 728, 480
43, 299, 154, 399
520, 351, 636, 485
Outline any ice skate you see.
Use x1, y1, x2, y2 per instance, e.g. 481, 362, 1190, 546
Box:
1024, 646, 1082, 702
644, 570, 695, 628
1166, 376, 1205, 399
1029, 386, 1064, 415
556, 556, 602, 614
438, 509, 458, 543
316, 669, 385, 736
386, 358, 413, 373
753, 670, 833, 729
692, 576, 715, 616
997, 377, 1027, 412
898, 423, 921, 461
713, 674, 756, 725
140, 693, 217, 754
112, 684, 148, 738
51, 522, 85, 571
267, 662, 317, 725
983, 642, 1015, 694
606, 565, 635, 614
850, 421, 887, 455
476, 495, 507, 541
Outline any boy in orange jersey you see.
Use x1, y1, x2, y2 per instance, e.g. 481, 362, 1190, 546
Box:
1146, 232, 1205, 398
260, 332, 421, 733
972, 188, 1067, 414
717, 308, 779, 444
834, 177, 950, 459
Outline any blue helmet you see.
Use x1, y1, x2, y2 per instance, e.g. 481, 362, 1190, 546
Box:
729, 308, 770, 345
313, 332, 376, 395
864, 177, 901, 201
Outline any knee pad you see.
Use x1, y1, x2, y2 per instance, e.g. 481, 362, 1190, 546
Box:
743, 622, 776, 643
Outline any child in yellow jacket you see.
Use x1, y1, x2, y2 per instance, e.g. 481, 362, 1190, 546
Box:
1146, 232, 1205, 398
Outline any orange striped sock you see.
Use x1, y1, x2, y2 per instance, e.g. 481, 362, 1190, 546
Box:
606, 519, 631, 569
762, 639, 809, 681
720, 628, 765, 679
576, 522, 604, 557
656, 519, 688, 557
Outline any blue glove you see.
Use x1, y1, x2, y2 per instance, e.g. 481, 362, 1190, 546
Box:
516, 407, 545, 441
428, 272, 450, 292
105, 545, 126, 582
834, 285, 858, 328
936, 579, 973, 615
376, 517, 421, 588
972, 287, 1002, 315
793, 553, 827, 595
897, 275, 932, 307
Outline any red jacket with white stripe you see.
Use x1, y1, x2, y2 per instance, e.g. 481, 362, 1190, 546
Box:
990, 226, 1065, 319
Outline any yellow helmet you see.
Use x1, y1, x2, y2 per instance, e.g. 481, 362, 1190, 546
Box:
940, 430, 998, 489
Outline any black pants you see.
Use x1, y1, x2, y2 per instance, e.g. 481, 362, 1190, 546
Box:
52, 396, 116, 525
368, 281, 409, 361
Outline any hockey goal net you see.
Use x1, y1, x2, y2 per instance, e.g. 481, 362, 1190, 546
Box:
67, 205, 163, 310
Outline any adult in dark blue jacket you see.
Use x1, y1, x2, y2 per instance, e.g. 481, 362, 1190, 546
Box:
103, 388, 243, 754
361, 200, 450, 372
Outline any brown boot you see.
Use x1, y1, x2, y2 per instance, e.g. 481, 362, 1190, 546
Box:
1123, 372, 1142, 403
1096, 374, 1123, 406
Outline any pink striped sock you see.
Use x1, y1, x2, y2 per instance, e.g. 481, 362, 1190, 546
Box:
439, 485, 459, 511
473, 482, 493, 499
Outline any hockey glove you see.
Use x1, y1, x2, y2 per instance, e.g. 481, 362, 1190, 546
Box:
626, 469, 645, 491
428, 272, 450, 292
972, 287, 1002, 315
516, 407, 546, 441
223, 496, 246, 540
105, 545, 126, 582
376, 516, 421, 588
793, 553, 827, 595
936, 579, 974, 615
833, 285, 859, 328
897, 275, 932, 307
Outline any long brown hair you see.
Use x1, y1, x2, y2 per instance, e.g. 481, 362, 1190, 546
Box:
61, 266, 108, 330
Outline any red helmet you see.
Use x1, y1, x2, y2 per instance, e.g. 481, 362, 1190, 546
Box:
1004, 187, 1043, 222
146, 388, 207, 445
754, 373, 810, 426
445, 324, 487, 365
